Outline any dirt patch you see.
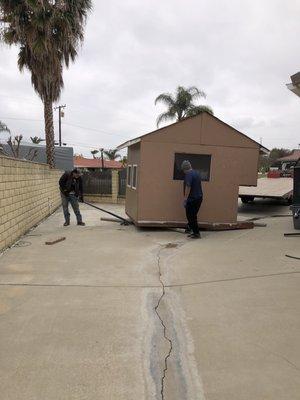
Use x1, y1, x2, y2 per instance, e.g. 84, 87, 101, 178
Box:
164, 243, 179, 249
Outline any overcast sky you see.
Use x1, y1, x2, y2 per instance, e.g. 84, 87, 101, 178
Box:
0, 0, 299, 156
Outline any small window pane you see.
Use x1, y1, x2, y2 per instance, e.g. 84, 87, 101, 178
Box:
173, 153, 211, 181
132, 165, 137, 189
127, 165, 132, 186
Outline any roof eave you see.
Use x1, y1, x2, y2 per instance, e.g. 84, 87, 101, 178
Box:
117, 138, 141, 150
259, 146, 270, 156
286, 83, 300, 97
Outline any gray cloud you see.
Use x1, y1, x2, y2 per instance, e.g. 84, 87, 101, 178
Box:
1, 0, 300, 156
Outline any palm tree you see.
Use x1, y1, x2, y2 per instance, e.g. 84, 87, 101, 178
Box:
121, 156, 127, 167
30, 136, 44, 144
103, 149, 121, 160
155, 85, 213, 127
0, 1, 92, 168
0, 121, 10, 155
0, 121, 10, 134
91, 149, 99, 158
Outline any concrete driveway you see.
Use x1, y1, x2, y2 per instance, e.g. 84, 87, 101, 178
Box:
0, 201, 299, 399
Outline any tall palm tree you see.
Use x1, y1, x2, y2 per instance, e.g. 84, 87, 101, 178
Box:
155, 85, 213, 127
0, 1, 92, 168
103, 149, 121, 160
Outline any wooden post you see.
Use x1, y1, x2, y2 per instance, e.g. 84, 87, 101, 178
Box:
111, 170, 119, 204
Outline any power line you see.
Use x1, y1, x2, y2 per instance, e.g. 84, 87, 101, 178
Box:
0, 117, 43, 122
0, 116, 128, 138
61, 122, 127, 138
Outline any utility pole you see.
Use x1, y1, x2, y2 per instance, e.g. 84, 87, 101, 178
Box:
100, 148, 104, 170
54, 105, 66, 146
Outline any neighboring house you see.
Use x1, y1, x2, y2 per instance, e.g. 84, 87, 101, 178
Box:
117, 112, 268, 226
74, 156, 123, 171
3, 142, 74, 170
277, 150, 300, 163
275, 149, 300, 171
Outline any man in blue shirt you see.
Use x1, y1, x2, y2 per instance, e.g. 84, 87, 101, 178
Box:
181, 160, 203, 239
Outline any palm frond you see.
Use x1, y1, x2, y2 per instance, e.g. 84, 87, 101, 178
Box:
185, 105, 214, 118
154, 93, 175, 107
103, 149, 121, 160
186, 86, 206, 100
156, 111, 176, 127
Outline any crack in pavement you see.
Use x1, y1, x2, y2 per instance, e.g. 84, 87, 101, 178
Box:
154, 246, 173, 400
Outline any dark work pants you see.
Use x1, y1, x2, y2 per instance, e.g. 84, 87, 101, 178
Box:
61, 193, 82, 223
185, 198, 202, 235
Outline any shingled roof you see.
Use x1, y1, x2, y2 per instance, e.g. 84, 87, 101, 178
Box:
277, 150, 300, 162
74, 156, 123, 169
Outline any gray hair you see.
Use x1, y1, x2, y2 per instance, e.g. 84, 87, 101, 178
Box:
181, 160, 192, 171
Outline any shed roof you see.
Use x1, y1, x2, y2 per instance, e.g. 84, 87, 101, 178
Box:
117, 112, 269, 153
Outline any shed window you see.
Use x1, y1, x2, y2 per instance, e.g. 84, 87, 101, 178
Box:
173, 153, 211, 181
127, 165, 132, 186
132, 165, 137, 189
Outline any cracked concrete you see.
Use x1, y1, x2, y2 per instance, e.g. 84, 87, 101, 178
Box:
0, 201, 299, 399
154, 245, 174, 400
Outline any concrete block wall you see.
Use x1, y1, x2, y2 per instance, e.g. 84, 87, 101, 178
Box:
0, 155, 62, 251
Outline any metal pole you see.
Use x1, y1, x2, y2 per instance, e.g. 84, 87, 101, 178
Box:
58, 106, 62, 147
54, 104, 66, 147
101, 148, 104, 170
83, 201, 132, 225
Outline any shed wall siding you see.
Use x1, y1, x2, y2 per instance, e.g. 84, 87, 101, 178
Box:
125, 143, 140, 221
138, 141, 258, 224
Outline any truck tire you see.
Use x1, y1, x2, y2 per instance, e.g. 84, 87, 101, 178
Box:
287, 196, 293, 205
241, 196, 254, 204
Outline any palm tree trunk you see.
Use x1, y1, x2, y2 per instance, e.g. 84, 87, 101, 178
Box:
44, 98, 55, 168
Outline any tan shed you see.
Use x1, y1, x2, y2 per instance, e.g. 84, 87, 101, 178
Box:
118, 113, 267, 227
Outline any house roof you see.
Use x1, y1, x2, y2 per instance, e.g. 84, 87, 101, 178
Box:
277, 150, 300, 162
117, 112, 269, 154
74, 156, 123, 169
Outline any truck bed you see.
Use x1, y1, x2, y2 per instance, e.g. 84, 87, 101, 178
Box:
239, 177, 293, 199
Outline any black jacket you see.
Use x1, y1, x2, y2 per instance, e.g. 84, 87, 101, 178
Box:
59, 172, 83, 200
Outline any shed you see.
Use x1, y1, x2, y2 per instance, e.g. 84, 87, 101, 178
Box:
118, 112, 267, 227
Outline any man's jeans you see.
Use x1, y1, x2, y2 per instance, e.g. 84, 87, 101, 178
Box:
61, 193, 82, 223
185, 198, 202, 235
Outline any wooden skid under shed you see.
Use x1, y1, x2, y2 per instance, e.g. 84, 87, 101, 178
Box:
135, 220, 254, 231
101, 217, 254, 231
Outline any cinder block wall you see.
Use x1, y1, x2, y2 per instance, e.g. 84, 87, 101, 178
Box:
0, 155, 62, 251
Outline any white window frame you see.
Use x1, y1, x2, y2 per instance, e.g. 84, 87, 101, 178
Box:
127, 165, 132, 187
132, 165, 138, 190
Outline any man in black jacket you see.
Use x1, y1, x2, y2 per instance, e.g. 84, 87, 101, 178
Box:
59, 169, 85, 226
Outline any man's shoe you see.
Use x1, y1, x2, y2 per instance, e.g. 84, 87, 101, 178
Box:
189, 233, 201, 239
63, 221, 70, 226
77, 222, 86, 226
185, 228, 192, 234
